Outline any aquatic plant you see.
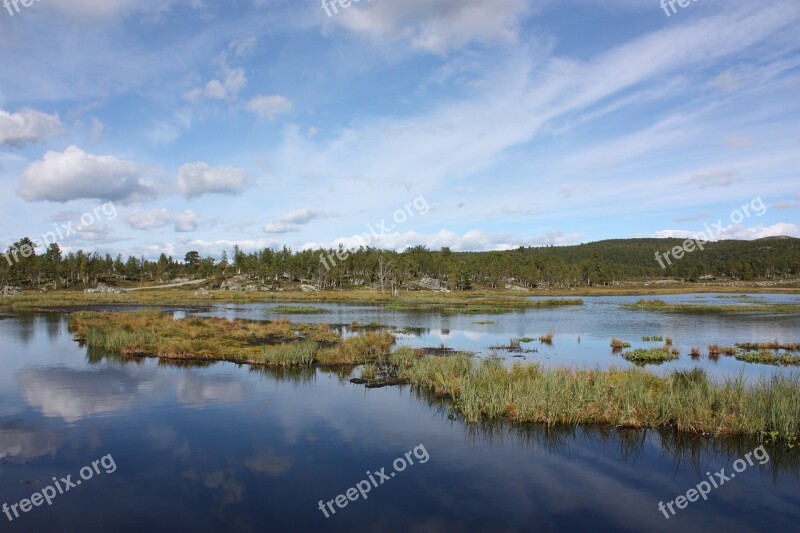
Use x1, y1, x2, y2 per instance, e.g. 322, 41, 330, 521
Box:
622, 348, 679, 365
735, 351, 800, 367
401, 355, 800, 441
610, 338, 631, 349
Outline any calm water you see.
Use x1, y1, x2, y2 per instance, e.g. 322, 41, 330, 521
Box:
190, 293, 800, 379
1, 297, 800, 532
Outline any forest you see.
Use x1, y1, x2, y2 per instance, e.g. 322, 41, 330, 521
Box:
2, 236, 799, 291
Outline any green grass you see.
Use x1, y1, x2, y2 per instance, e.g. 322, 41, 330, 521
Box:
624, 299, 800, 314
622, 348, 679, 365
473, 321, 497, 325
736, 351, 800, 367
253, 342, 318, 367
69, 311, 390, 367
642, 336, 664, 342
399, 355, 800, 441
736, 342, 800, 352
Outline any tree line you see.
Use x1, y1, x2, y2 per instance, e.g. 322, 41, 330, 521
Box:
2, 237, 798, 291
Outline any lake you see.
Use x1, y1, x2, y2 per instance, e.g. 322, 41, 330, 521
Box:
1, 294, 799, 531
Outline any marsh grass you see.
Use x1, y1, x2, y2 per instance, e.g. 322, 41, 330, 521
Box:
736, 351, 800, 367
736, 341, 800, 352
610, 338, 631, 350
539, 333, 554, 345
255, 342, 318, 367
401, 355, 800, 441
625, 299, 800, 314
69, 311, 392, 367
622, 348, 679, 365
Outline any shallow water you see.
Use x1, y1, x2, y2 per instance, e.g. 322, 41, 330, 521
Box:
1, 306, 800, 532
187, 293, 800, 379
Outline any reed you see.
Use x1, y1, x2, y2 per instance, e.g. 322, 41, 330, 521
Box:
69, 311, 392, 367
610, 338, 631, 349
402, 355, 800, 441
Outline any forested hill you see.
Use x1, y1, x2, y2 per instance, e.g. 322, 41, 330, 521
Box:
2, 236, 799, 290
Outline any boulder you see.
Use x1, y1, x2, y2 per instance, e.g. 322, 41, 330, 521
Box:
84, 283, 126, 294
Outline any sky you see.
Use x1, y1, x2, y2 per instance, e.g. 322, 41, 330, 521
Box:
0, 0, 798, 260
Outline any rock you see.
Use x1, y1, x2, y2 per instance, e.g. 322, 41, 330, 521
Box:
504, 284, 529, 292
84, 283, 126, 294
0, 286, 20, 297
194, 288, 211, 296
414, 277, 445, 290
300, 284, 318, 292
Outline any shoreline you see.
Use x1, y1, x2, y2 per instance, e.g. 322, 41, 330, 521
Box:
3, 283, 800, 313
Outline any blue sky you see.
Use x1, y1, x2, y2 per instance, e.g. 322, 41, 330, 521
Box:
0, 0, 798, 259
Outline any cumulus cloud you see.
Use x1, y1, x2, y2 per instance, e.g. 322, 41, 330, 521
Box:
177, 162, 250, 199
655, 223, 800, 241
246, 95, 294, 120
19, 145, 157, 203
264, 206, 328, 234
184, 42, 249, 103
0, 108, 65, 148
325, 0, 531, 54
127, 208, 204, 232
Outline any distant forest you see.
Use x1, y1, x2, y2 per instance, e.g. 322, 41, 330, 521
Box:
2, 236, 799, 290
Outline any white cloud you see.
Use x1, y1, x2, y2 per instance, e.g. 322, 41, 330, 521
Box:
325, 0, 531, 54
127, 208, 203, 232
246, 95, 294, 120
307, 229, 584, 252
0, 108, 65, 148
19, 145, 156, 203
177, 162, 251, 199
264, 206, 328, 234
184, 44, 248, 103
655, 223, 800, 241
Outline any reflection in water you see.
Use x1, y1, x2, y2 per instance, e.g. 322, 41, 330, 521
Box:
19, 366, 147, 423
0, 421, 65, 460
175, 373, 246, 407
2, 308, 799, 531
